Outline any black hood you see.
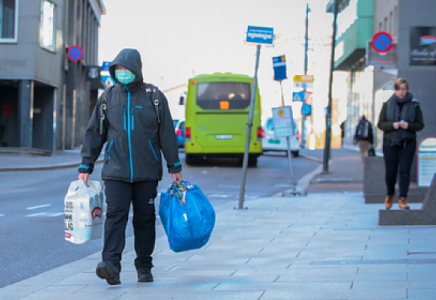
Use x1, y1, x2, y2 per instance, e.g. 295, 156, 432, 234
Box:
109, 48, 143, 85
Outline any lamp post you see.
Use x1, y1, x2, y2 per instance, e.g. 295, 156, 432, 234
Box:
323, 0, 339, 173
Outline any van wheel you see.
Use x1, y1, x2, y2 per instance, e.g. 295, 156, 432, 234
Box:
248, 155, 258, 167
185, 154, 198, 165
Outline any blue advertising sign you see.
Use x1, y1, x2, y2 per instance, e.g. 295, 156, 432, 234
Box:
101, 61, 111, 72
272, 55, 287, 81
246, 26, 274, 45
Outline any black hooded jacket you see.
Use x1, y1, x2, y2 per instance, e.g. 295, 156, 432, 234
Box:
79, 49, 181, 182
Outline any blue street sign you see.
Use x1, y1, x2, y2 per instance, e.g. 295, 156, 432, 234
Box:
67, 45, 83, 62
101, 75, 115, 87
371, 31, 393, 54
272, 55, 287, 81
101, 61, 111, 72
301, 103, 312, 116
292, 91, 305, 102
246, 26, 274, 45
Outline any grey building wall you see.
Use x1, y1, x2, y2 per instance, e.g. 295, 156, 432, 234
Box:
397, 0, 436, 142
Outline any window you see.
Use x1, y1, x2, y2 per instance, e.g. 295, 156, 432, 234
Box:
0, 0, 18, 42
196, 82, 251, 110
40, 0, 55, 51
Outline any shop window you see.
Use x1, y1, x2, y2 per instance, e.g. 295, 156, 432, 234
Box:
0, 0, 18, 42
40, 0, 55, 51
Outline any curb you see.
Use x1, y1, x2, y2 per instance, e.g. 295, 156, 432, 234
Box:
0, 158, 104, 172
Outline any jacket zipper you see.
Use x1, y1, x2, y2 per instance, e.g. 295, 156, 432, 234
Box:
124, 85, 134, 182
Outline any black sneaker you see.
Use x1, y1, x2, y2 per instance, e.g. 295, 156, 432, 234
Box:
96, 261, 121, 285
137, 268, 153, 282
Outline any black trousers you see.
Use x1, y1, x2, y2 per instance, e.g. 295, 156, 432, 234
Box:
103, 180, 158, 270
382, 139, 416, 198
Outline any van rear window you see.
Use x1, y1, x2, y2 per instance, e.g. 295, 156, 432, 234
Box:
196, 82, 251, 110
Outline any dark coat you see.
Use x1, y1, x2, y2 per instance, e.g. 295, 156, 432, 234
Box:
79, 49, 181, 182
377, 93, 424, 145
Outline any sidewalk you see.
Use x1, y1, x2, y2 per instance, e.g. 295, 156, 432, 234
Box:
1, 149, 435, 299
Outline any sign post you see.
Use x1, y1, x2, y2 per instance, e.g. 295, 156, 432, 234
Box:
417, 136, 436, 187
272, 107, 297, 193
237, 26, 273, 210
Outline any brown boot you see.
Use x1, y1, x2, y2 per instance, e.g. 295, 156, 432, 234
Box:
398, 197, 410, 210
385, 195, 394, 210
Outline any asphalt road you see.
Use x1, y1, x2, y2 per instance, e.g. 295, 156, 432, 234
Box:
0, 152, 319, 288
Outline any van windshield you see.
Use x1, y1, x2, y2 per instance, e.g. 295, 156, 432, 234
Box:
196, 82, 251, 110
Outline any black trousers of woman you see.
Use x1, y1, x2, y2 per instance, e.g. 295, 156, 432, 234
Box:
382, 139, 416, 198
103, 180, 158, 271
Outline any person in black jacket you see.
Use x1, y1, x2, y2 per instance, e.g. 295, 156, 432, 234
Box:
354, 115, 373, 164
78, 49, 182, 285
377, 78, 424, 210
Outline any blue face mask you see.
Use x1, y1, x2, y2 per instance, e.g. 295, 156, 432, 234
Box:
115, 69, 135, 85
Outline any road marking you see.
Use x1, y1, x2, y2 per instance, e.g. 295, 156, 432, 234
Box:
0, 214, 5, 217
208, 194, 232, 198
49, 212, 64, 217
218, 185, 240, 188
26, 204, 51, 210
26, 212, 48, 217
275, 184, 293, 187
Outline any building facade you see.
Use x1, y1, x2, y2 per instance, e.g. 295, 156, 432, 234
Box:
0, 0, 105, 152
329, 0, 436, 150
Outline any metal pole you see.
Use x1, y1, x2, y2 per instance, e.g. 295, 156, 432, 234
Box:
301, 3, 310, 149
323, 0, 338, 173
238, 44, 261, 210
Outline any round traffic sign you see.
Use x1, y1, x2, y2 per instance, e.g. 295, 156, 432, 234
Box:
67, 45, 83, 62
371, 31, 393, 54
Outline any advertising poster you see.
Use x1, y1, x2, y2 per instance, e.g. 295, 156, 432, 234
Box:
410, 27, 436, 66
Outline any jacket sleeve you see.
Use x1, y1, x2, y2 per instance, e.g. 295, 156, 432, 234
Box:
407, 102, 424, 133
157, 91, 182, 174
79, 96, 107, 174
377, 102, 395, 133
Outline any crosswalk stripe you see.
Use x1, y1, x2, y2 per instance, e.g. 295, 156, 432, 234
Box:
0, 214, 5, 217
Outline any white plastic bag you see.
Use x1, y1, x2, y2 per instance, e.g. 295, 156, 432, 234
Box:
64, 180, 104, 244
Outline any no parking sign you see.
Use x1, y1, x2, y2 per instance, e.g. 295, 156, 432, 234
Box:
371, 31, 393, 54
67, 45, 83, 62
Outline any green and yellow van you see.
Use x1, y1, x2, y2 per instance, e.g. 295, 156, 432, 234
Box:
184, 73, 263, 166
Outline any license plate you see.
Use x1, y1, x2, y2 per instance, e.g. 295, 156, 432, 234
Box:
216, 135, 233, 139
268, 139, 281, 144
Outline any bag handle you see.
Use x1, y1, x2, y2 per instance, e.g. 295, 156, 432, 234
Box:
168, 180, 191, 201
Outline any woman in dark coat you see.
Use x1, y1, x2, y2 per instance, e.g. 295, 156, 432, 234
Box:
377, 78, 424, 210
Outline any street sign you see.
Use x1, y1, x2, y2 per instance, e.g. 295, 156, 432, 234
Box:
371, 31, 393, 54
101, 61, 111, 72
366, 41, 397, 67
272, 106, 294, 138
67, 45, 83, 62
292, 91, 305, 102
301, 103, 312, 116
272, 55, 287, 81
246, 26, 274, 45
417, 136, 436, 187
293, 74, 314, 89
101, 75, 115, 87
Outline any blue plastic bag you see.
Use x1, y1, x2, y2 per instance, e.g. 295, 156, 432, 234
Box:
159, 181, 215, 252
